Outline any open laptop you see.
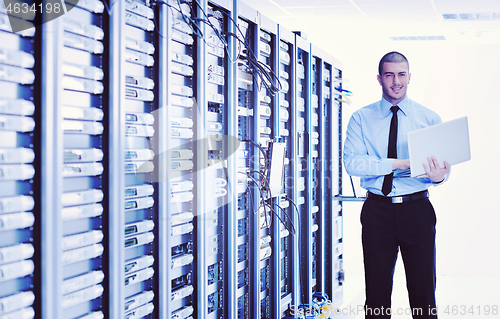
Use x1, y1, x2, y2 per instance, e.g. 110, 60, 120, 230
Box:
405, 116, 471, 177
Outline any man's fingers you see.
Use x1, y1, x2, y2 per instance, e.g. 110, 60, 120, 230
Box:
422, 163, 430, 175
444, 161, 451, 171
417, 173, 429, 179
427, 157, 435, 169
432, 156, 439, 168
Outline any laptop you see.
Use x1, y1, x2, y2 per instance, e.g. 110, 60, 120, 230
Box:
407, 116, 471, 177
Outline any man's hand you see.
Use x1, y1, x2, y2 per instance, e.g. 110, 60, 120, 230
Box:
418, 156, 450, 183
393, 159, 410, 171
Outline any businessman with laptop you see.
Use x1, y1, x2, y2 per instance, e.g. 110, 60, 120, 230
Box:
344, 51, 450, 318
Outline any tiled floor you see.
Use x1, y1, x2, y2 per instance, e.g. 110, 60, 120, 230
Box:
332, 272, 500, 319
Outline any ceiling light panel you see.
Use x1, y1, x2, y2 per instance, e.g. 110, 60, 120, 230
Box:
270, 0, 352, 8
434, 0, 500, 14
390, 35, 446, 41
358, 4, 441, 23
353, 0, 425, 5
285, 6, 363, 18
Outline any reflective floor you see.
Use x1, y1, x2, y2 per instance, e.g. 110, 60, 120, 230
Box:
336, 271, 500, 319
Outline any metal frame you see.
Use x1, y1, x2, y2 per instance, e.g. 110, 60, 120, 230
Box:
40, 14, 63, 319
194, 0, 208, 314
294, 33, 313, 306
107, 1, 126, 317
259, 12, 282, 319
225, 0, 239, 318
156, 2, 171, 318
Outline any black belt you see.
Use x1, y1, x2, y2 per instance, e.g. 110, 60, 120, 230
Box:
367, 190, 428, 204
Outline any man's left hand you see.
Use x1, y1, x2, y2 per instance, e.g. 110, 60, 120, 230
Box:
418, 156, 450, 183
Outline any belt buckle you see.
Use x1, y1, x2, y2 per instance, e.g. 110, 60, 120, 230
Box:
392, 196, 404, 204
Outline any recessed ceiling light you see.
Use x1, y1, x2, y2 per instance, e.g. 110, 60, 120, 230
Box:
390, 36, 446, 41
443, 14, 458, 20
459, 13, 475, 20
443, 12, 500, 21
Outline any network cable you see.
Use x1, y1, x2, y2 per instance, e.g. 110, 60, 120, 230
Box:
263, 203, 294, 234
268, 202, 296, 235
220, 10, 282, 95
238, 171, 267, 214
242, 139, 268, 169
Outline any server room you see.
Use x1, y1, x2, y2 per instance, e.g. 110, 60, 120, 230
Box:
0, 0, 498, 319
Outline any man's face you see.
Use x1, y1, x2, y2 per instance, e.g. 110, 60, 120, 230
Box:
377, 62, 411, 105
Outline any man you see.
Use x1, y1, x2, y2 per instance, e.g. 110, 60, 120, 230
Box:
343, 51, 450, 318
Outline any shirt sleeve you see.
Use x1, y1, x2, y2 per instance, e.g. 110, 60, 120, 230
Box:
343, 113, 394, 177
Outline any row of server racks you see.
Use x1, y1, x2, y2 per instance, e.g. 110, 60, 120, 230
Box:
0, 0, 345, 318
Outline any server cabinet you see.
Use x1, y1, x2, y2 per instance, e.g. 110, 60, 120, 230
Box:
113, 1, 159, 318
0, 4, 37, 319
311, 46, 345, 307
235, 4, 260, 319
59, 2, 107, 318
197, 1, 230, 318
163, 0, 197, 318
329, 60, 345, 305
294, 33, 313, 306
276, 26, 297, 318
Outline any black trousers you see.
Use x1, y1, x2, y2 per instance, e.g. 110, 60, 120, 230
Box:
361, 194, 438, 319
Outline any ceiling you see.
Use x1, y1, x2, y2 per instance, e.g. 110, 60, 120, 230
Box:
241, 0, 500, 58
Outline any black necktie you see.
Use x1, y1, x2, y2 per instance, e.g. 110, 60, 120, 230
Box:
381, 106, 399, 196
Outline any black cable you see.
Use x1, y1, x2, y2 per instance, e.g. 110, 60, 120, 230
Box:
152, 0, 203, 39
175, 0, 204, 38
270, 202, 296, 235
220, 10, 282, 95
238, 172, 267, 215
190, 0, 229, 49
282, 195, 305, 301
264, 203, 294, 234
101, 0, 115, 14
242, 139, 268, 168
282, 196, 301, 225
248, 169, 269, 191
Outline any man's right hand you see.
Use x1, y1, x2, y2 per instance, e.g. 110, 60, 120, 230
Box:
393, 159, 410, 171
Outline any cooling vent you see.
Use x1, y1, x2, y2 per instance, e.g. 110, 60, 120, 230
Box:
443, 13, 500, 20
390, 36, 446, 41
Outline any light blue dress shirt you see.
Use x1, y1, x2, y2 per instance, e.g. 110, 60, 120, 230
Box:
343, 96, 446, 196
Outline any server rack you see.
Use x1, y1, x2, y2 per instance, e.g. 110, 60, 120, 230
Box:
0, 0, 344, 318
0, 3, 37, 319
294, 33, 313, 307
311, 46, 345, 306
330, 61, 345, 305
59, 3, 107, 318
276, 26, 297, 318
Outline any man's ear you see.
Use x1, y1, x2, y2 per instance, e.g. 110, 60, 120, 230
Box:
408, 72, 411, 84
377, 74, 382, 85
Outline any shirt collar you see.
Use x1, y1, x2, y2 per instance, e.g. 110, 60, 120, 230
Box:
380, 95, 410, 116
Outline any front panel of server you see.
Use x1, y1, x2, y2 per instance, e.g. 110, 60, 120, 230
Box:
331, 65, 345, 305
61, 2, 106, 318
235, 13, 255, 319
203, 2, 226, 318
277, 29, 295, 318
295, 35, 313, 306
0, 3, 37, 319
310, 56, 321, 296
256, 22, 273, 319
122, 1, 157, 318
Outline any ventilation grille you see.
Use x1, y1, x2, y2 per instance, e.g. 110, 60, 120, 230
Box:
390, 36, 446, 41
443, 13, 500, 20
